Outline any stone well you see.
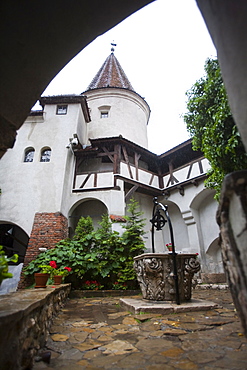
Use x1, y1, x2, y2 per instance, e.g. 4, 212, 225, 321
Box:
134, 253, 200, 302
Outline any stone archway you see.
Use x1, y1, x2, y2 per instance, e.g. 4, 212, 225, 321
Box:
0, 222, 29, 264
206, 238, 224, 273
69, 199, 108, 237
0, 222, 29, 294
190, 188, 223, 277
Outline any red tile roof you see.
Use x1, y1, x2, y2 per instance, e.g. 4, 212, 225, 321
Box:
86, 52, 134, 91
110, 214, 126, 222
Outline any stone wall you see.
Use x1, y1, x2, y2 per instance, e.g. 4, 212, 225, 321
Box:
0, 284, 70, 370
217, 170, 247, 337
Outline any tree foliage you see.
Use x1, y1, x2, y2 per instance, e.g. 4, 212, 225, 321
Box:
184, 58, 247, 199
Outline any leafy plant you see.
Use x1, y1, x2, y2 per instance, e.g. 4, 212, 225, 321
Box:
24, 240, 79, 276
24, 198, 146, 289
82, 280, 104, 290
166, 243, 173, 251
0, 246, 18, 285
112, 281, 128, 290
184, 58, 247, 200
38, 260, 72, 277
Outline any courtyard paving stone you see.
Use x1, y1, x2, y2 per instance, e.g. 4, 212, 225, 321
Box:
33, 289, 247, 369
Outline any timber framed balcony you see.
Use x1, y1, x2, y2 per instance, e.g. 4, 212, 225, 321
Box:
72, 137, 209, 197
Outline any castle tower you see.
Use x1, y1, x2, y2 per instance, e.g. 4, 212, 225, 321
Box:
83, 51, 150, 149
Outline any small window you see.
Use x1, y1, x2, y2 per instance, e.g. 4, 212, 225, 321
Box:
24, 148, 35, 162
40, 148, 51, 162
56, 105, 68, 115
98, 105, 111, 119
101, 112, 108, 118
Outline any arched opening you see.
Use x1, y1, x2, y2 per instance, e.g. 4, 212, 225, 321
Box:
69, 199, 108, 237
40, 147, 51, 162
0, 222, 29, 294
157, 201, 189, 253
191, 190, 219, 252
0, 222, 29, 264
206, 237, 224, 274
190, 188, 222, 274
24, 147, 35, 162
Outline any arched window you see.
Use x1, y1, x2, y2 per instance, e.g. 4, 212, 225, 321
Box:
40, 148, 51, 162
24, 148, 35, 162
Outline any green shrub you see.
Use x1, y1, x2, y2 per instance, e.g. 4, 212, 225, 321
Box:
24, 198, 146, 289
0, 246, 18, 285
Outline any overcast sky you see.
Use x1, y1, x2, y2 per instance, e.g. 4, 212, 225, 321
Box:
40, 0, 216, 154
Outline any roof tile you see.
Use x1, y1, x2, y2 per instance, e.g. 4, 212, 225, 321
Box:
86, 52, 134, 91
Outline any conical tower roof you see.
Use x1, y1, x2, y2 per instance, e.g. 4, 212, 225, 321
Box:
86, 52, 134, 91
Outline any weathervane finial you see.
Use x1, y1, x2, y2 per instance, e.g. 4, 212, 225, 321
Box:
111, 41, 117, 53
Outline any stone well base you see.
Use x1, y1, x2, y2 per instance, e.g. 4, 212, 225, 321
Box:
133, 253, 200, 302
120, 297, 218, 314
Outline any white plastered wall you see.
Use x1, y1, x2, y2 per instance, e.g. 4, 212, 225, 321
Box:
154, 182, 220, 273
0, 103, 87, 235
66, 189, 126, 234
85, 89, 150, 148
190, 189, 221, 273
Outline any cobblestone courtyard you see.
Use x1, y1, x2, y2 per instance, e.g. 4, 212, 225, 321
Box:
34, 288, 247, 369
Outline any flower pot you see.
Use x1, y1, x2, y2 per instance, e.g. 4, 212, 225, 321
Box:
34, 273, 49, 288
53, 275, 63, 285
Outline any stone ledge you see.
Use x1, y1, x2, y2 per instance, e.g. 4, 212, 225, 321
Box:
120, 297, 219, 314
201, 272, 226, 284
0, 284, 71, 370
70, 289, 141, 298
0, 285, 70, 324
196, 284, 229, 290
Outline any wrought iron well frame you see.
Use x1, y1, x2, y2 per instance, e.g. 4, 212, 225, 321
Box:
150, 197, 180, 305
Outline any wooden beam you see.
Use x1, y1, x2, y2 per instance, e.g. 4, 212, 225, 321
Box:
113, 144, 121, 174
94, 173, 97, 187
79, 173, 92, 188
149, 173, 154, 186
158, 170, 164, 189
102, 146, 114, 163
115, 175, 162, 196
125, 184, 139, 202
97, 151, 115, 158
122, 146, 133, 179
73, 186, 120, 193
134, 152, 141, 181
166, 162, 179, 186
198, 159, 203, 173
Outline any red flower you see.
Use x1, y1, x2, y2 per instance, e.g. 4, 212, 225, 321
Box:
49, 260, 57, 269
64, 267, 72, 272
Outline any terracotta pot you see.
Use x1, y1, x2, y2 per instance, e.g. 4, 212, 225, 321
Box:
34, 273, 49, 288
53, 275, 63, 285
